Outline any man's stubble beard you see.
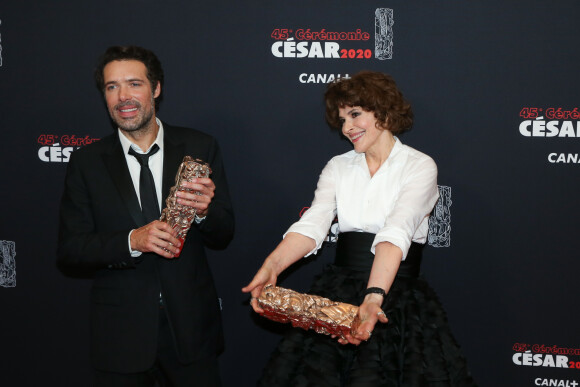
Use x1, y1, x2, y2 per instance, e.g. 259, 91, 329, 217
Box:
110, 97, 157, 135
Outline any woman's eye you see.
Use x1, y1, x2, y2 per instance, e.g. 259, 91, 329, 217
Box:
351, 112, 360, 118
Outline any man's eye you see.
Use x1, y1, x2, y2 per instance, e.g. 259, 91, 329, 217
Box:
130, 82, 141, 87
106, 85, 117, 91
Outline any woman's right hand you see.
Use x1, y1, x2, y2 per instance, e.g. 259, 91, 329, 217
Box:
242, 261, 278, 314
242, 233, 317, 313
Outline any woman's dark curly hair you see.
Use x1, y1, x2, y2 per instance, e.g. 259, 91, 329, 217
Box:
94, 45, 164, 111
324, 71, 413, 135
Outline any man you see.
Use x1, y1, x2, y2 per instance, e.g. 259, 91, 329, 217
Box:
57, 46, 234, 386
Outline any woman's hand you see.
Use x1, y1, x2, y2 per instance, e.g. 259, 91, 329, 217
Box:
337, 293, 389, 345
335, 241, 400, 345
242, 261, 278, 314
242, 233, 317, 314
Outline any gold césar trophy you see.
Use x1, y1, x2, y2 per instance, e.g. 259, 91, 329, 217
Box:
159, 156, 211, 257
257, 284, 361, 338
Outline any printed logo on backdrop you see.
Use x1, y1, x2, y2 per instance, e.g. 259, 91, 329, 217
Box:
269, 8, 394, 84
0, 19, 3, 67
534, 380, 579, 387
513, 342, 580, 387
375, 8, 394, 60
518, 107, 580, 164
428, 185, 452, 248
37, 133, 100, 163
303, 185, 451, 248
1, 240, 16, 288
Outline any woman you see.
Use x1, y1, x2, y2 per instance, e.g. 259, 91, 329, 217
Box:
243, 71, 475, 386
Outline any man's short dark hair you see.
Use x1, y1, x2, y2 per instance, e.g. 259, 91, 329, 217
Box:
94, 45, 164, 111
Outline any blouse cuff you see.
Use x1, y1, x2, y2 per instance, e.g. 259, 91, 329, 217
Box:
372, 232, 410, 260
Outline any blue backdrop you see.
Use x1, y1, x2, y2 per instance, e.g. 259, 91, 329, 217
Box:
1, 1, 579, 386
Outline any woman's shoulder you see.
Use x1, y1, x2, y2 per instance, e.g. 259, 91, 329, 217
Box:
398, 141, 436, 166
393, 142, 438, 178
321, 150, 361, 170
328, 149, 361, 164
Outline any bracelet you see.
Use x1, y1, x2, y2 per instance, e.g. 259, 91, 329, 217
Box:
364, 287, 386, 297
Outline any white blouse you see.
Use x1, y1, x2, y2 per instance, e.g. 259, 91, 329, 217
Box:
285, 138, 439, 260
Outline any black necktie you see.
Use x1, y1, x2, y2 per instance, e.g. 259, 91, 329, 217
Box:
129, 144, 160, 223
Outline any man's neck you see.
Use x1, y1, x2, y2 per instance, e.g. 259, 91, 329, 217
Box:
120, 118, 160, 152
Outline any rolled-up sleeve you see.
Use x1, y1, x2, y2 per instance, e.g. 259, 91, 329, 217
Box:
372, 155, 439, 259
285, 159, 338, 257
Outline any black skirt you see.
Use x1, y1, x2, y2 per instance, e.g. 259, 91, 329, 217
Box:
258, 232, 476, 387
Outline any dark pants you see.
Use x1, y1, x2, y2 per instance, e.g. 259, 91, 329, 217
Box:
94, 308, 221, 387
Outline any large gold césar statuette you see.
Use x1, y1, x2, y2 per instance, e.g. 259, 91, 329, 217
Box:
159, 156, 211, 256
257, 284, 360, 338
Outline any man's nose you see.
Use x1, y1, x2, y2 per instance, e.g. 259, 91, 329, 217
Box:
118, 85, 130, 101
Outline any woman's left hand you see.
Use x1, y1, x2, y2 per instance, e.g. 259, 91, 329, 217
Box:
337, 293, 388, 345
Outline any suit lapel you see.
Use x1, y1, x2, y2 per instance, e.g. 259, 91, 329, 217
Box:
102, 138, 147, 227
162, 125, 186, 203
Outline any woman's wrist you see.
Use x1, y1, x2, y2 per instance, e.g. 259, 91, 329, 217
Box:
364, 287, 386, 297
363, 292, 384, 305
264, 254, 285, 276
363, 287, 386, 305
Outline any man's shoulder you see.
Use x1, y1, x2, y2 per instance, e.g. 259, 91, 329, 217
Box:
164, 123, 215, 141
163, 123, 220, 153
70, 132, 118, 160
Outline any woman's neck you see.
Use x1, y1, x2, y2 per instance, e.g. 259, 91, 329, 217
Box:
365, 132, 396, 177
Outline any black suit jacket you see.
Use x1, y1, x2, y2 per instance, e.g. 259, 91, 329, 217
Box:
57, 123, 234, 373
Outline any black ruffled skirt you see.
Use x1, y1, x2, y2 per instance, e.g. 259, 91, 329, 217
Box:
258, 233, 476, 387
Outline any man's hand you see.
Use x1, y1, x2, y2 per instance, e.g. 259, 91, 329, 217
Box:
130, 220, 182, 259
176, 177, 215, 218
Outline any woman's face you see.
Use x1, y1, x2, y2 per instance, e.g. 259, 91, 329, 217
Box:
339, 106, 385, 154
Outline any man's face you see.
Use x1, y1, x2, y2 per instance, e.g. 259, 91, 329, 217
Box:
103, 60, 160, 132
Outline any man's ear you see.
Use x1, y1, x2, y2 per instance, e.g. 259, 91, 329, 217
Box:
153, 81, 161, 98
